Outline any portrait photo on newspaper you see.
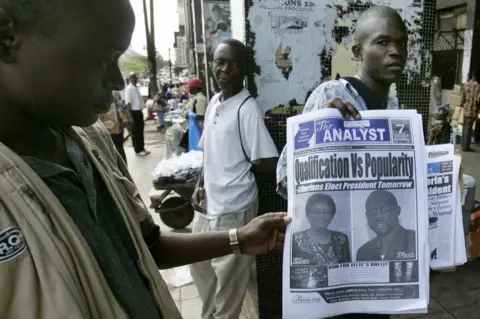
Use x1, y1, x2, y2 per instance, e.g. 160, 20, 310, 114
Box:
290, 191, 352, 289
352, 189, 417, 262
352, 189, 419, 284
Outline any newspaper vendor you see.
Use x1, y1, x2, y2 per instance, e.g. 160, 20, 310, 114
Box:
277, 5, 409, 318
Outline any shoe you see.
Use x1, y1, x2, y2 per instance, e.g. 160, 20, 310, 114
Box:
136, 151, 150, 157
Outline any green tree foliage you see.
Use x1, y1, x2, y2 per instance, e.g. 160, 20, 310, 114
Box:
119, 54, 148, 73
119, 51, 166, 74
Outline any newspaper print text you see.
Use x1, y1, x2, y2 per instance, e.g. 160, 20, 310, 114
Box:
295, 152, 414, 184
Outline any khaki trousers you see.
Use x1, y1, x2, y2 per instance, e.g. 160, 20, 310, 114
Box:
190, 199, 258, 319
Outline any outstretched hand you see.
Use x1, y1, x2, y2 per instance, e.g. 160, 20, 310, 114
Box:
238, 213, 292, 255
327, 97, 361, 120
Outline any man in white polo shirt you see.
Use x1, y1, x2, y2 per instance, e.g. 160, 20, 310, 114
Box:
124, 72, 150, 156
190, 39, 279, 319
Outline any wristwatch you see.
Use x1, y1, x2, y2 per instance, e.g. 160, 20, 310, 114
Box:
229, 228, 242, 256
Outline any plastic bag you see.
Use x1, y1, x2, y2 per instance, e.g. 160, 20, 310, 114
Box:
152, 150, 203, 185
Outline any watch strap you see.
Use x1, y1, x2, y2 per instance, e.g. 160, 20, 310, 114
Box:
229, 228, 242, 255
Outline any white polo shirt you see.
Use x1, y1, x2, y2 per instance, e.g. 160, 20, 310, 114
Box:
124, 83, 145, 111
199, 89, 279, 216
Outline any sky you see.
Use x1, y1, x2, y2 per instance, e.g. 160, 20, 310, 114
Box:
128, 0, 179, 62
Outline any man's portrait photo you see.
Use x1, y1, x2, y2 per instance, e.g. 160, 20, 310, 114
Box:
354, 190, 416, 261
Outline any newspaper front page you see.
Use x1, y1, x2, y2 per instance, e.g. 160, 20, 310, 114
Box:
426, 145, 457, 269
454, 180, 467, 266
426, 144, 466, 269
283, 109, 429, 319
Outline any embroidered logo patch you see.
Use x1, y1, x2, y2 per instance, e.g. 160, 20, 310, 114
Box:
0, 227, 26, 263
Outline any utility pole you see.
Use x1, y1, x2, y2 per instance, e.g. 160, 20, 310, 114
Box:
169, 48, 173, 85
142, 0, 159, 97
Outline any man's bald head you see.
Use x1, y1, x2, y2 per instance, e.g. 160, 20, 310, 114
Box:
355, 5, 406, 45
351, 5, 408, 85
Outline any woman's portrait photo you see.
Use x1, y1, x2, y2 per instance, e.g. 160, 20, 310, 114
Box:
291, 192, 352, 266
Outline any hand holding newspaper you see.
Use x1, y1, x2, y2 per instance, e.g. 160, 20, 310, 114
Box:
283, 109, 429, 318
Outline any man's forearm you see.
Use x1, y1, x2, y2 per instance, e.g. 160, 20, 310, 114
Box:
151, 231, 231, 269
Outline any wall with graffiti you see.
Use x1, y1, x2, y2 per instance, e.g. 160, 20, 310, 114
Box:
238, 0, 428, 113
203, 0, 232, 99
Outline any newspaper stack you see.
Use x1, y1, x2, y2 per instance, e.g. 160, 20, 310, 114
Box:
426, 144, 467, 270
283, 109, 429, 318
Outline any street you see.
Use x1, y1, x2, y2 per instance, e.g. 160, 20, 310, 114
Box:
124, 120, 256, 319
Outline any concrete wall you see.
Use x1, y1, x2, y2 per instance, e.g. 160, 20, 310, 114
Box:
231, 0, 246, 42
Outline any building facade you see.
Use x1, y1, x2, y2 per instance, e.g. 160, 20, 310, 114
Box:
175, 35, 188, 68
174, 0, 190, 71
433, 0, 478, 103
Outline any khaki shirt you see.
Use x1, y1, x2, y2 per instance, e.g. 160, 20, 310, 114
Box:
0, 121, 181, 319
193, 92, 208, 116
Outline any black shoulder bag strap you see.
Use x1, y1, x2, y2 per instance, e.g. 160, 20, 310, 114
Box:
342, 77, 387, 110
237, 95, 253, 164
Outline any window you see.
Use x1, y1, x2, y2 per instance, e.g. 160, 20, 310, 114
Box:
438, 11, 454, 32
436, 5, 468, 32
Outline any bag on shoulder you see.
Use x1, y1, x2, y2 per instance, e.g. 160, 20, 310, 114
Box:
342, 77, 387, 110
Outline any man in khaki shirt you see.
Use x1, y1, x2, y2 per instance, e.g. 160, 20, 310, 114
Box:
0, 0, 291, 317
188, 78, 208, 128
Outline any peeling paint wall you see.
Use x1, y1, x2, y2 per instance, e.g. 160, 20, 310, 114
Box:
247, 0, 426, 113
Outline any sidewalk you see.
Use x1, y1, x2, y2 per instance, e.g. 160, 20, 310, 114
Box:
125, 122, 255, 319
126, 122, 480, 319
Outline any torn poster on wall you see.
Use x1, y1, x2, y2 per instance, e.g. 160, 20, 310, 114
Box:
203, 0, 232, 98
247, 0, 425, 113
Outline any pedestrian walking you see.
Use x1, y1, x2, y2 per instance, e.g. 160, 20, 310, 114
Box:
125, 72, 151, 156
153, 91, 167, 131
99, 91, 132, 164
